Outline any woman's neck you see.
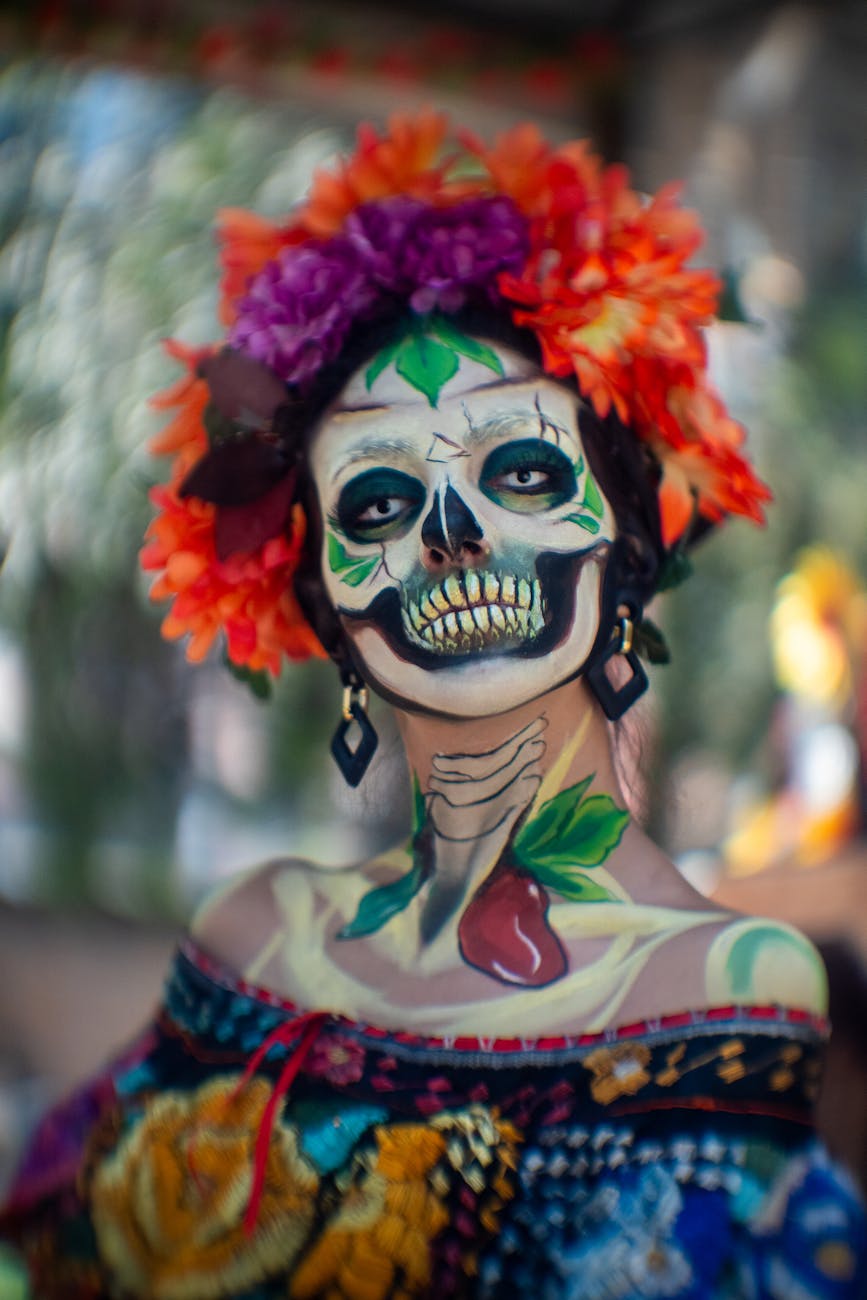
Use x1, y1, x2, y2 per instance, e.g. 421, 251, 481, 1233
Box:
390, 677, 629, 977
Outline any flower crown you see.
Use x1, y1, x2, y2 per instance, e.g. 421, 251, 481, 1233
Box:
141, 110, 771, 678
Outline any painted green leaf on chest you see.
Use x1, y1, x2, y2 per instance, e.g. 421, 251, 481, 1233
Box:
338, 777, 429, 940
327, 533, 380, 587
512, 774, 628, 903
337, 858, 427, 940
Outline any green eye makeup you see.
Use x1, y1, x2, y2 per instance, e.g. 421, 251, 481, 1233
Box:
336, 468, 426, 544
480, 439, 578, 513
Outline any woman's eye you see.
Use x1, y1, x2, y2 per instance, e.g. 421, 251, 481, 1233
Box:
499, 468, 550, 490
336, 468, 426, 543
357, 496, 411, 525
480, 439, 577, 513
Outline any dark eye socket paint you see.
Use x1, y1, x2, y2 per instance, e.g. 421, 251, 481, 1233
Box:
480, 438, 577, 512
336, 467, 426, 544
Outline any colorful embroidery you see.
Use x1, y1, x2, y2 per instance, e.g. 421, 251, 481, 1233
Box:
2, 943, 865, 1299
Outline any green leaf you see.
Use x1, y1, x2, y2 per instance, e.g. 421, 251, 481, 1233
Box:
530, 861, 619, 903
581, 475, 605, 518
548, 793, 629, 868
634, 616, 670, 665
224, 658, 272, 700
564, 512, 601, 535
327, 533, 379, 587
428, 316, 505, 376
394, 333, 459, 407
365, 335, 403, 391
337, 861, 427, 939
513, 775, 594, 863
514, 778, 629, 873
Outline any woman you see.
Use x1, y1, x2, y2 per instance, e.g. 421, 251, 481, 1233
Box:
2, 111, 865, 1298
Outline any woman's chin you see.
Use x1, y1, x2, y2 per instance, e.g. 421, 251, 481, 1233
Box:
347, 623, 599, 720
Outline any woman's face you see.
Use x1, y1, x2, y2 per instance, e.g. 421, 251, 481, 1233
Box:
308, 340, 616, 717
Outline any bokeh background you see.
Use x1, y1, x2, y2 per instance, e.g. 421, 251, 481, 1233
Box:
1, 0, 866, 1218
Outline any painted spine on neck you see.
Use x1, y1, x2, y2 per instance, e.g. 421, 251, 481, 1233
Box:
338, 760, 629, 988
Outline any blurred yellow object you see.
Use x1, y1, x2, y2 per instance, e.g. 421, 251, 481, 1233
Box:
725, 784, 859, 877
771, 547, 867, 706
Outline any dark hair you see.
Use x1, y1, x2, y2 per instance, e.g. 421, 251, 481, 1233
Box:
290, 306, 667, 665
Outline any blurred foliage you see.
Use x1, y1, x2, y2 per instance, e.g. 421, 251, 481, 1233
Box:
0, 57, 353, 909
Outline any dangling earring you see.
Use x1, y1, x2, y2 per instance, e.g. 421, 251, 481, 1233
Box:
330, 672, 378, 786
585, 604, 649, 721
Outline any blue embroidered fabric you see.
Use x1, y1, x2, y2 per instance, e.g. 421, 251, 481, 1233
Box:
1, 940, 865, 1299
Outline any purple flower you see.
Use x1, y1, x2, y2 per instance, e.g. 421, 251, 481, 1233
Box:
229, 239, 378, 388
401, 197, 529, 314
344, 197, 428, 292
227, 195, 530, 387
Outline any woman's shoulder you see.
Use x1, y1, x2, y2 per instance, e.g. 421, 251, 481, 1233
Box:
701, 911, 828, 1015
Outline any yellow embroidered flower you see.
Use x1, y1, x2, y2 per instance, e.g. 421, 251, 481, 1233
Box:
290, 1123, 449, 1299
91, 1075, 318, 1300
583, 1043, 652, 1105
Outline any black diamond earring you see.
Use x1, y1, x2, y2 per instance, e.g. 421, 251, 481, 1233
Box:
330, 675, 378, 786
585, 609, 649, 721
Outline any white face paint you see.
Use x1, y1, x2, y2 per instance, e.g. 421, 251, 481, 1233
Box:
308, 342, 617, 718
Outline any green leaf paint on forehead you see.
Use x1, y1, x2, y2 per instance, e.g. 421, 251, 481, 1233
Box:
364, 315, 505, 407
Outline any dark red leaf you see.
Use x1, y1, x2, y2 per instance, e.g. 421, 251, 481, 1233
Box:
214, 471, 298, 560
180, 439, 288, 506
198, 347, 287, 425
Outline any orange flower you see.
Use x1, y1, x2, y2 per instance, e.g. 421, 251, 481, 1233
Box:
216, 208, 308, 326
90, 1075, 318, 1300
299, 108, 468, 238
290, 1124, 449, 1299
141, 345, 325, 673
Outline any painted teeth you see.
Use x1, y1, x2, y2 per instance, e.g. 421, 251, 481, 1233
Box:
403, 569, 549, 653
444, 575, 466, 609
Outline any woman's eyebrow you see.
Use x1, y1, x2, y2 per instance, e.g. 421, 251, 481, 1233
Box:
330, 436, 418, 482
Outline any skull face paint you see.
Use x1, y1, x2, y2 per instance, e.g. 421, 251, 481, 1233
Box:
308, 343, 617, 717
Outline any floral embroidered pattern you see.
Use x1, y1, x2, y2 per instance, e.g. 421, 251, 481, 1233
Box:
582, 1043, 652, 1105
90, 1075, 319, 1299
3, 946, 865, 1300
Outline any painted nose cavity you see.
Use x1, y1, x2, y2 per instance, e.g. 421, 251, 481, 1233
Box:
421, 485, 488, 570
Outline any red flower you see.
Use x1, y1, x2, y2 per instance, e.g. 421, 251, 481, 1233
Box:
140, 344, 325, 672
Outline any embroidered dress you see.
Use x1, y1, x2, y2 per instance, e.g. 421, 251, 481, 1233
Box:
2, 939, 865, 1299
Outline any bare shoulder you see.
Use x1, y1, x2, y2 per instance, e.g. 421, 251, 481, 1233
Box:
190, 857, 338, 976
701, 912, 828, 1016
